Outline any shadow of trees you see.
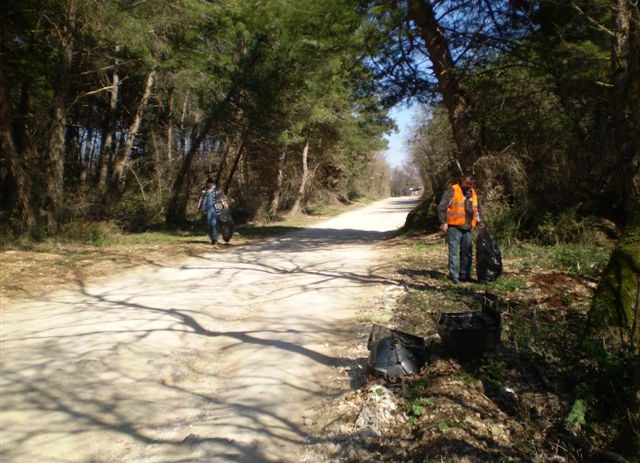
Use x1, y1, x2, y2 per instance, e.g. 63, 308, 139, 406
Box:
0, 199, 420, 462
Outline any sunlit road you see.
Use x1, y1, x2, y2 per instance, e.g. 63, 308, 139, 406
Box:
0, 196, 419, 463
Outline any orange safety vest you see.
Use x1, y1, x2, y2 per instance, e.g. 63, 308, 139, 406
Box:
447, 184, 479, 228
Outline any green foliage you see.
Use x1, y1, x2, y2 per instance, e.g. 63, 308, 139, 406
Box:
1, 0, 392, 231
404, 397, 434, 428
549, 244, 610, 276
482, 359, 506, 381
504, 303, 636, 450
485, 276, 527, 294
565, 399, 587, 432
536, 210, 589, 245
113, 195, 164, 232
437, 419, 458, 432
506, 242, 611, 278
60, 221, 119, 246
486, 207, 522, 245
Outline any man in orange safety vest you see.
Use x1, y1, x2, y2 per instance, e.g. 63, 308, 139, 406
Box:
437, 174, 484, 283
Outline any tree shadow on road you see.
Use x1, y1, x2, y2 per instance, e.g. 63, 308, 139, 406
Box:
0, 191, 425, 462
1, 244, 401, 462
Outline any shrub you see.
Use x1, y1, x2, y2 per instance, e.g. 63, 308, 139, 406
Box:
536, 209, 589, 245
549, 244, 610, 276
60, 221, 119, 246
486, 206, 521, 245
113, 195, 164, 232
403, 197, 439, 232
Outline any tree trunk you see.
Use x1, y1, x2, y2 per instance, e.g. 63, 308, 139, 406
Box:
590, 0, 640, 337
269, 145, 288, 217
166, 87, 174, 162
109, 69, 156, 194
290, 139, 310, 215
15, 82, 31, 157
165, 36, 265, 223
97, 46, 120, 189
179, 89, 189, 157
166, 120, 215, 223
165, 87, 238, 223
215, 138, 231, 186
611, 0, 640, 223
588, 193, 640, 457
589, 8, 640, 451
224, 135, 247, 194
0, 68, 34, 234
64, 117, 82, 192
591, 3, 640, 456
44, 0, 76, 233
408, 0, 482, 172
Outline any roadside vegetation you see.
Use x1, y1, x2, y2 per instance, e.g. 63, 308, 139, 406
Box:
393, 234, 635, 462
319, 224, 636, 462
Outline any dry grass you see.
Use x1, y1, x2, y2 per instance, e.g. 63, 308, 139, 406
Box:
0, 200, 369, 307
0, 235, 249, 306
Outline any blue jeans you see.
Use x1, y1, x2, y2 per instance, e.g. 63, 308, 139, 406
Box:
207, 208, 218, 243
447, 226, 472, 281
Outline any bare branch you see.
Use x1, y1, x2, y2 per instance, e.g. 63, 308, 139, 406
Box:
570, 1, 615, 37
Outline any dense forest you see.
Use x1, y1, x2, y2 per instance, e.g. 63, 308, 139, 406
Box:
3, 1, 636, 235
1, 0, 394, 236
1, 0, 639, 458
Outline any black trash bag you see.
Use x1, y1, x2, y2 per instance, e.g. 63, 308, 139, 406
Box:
367, 324, 429, 378
476, 229, 503, 282
216, 207, 234, 243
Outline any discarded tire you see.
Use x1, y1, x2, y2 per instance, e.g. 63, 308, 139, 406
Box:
367, 324, 429, 378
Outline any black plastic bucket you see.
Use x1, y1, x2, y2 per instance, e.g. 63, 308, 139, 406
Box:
432, 297, 501, 359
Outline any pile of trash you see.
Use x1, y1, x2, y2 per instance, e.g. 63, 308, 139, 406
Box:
367, 295, 502, 376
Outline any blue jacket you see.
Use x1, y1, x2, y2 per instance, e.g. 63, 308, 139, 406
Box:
198, 187, 227, 213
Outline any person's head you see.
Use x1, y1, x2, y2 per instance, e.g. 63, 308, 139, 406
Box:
206, 177, 215, 188
458, 174, 474, 192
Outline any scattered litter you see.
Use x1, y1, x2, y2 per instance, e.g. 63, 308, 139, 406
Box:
367, 324, 429, 378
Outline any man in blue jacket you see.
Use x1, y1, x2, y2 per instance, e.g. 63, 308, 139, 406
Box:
197, 177, 228, 249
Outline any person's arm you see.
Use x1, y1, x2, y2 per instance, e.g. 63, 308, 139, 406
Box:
197, 191, 205, 211
217, 188, 229, 208
438, 187, 453, 231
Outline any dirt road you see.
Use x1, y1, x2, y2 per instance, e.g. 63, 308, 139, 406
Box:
0, 196, 418, 463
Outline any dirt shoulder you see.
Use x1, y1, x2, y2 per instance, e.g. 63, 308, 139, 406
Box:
0, 213, 336, 307
1, 240, 197, 306
302, 232, 628, 463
